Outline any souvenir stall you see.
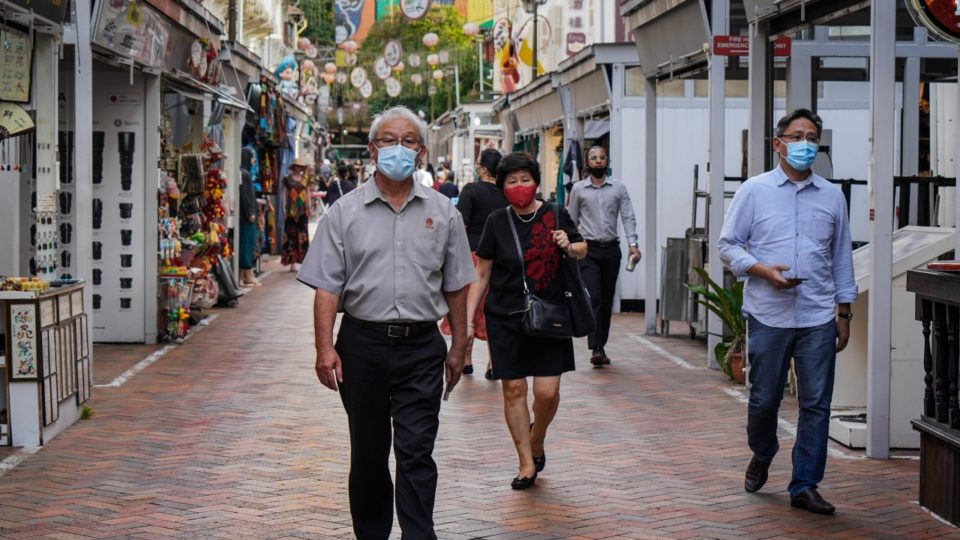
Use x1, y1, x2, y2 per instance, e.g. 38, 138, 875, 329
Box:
0, 0, 93, 447
89, 0, 246, 343
245, 74, 288, 256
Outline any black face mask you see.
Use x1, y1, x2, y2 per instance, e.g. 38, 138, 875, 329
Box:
588, 166, 607, 178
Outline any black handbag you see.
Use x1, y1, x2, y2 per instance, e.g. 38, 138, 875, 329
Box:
506, 205, 573, 340
554, 204, 596, 338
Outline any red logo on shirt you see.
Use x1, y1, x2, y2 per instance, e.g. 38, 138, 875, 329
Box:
425, 217, 434, 230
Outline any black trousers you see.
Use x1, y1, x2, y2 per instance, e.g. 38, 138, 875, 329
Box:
336, 317, 447, 540
580, 241, 622, 350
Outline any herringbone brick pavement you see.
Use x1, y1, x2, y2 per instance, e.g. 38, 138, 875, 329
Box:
0, 264, 955, 539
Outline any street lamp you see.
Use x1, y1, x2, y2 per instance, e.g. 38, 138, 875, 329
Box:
522, 0, 547, 80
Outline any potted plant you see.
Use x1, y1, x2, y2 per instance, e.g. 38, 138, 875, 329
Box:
687, 267, 747, 383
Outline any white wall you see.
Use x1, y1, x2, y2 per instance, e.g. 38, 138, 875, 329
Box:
613, 85, 873, 302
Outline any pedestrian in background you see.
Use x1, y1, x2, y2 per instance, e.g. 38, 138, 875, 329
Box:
566, 145, 641, 367
466, 152, 586, 490
238, 147, 260, 287
326, 165, 356, 207
718, 108, 857, 515
280, 157, 311, 272
439, 174, 459, 199
415, 161, 434, 189
298, 105, 474, 539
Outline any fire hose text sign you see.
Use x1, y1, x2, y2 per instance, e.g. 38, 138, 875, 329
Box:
713, 35, 791, 57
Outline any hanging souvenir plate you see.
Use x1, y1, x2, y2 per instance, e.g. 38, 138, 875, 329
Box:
336, 72, 348, 85
408, 54, 421, 68
384, 40, 403, 67
351, 67, 367, 88
400, 0, 431, 20
345, 52, 358, 66
385, 77, 402, 98
360, 79, 373, 99
374, 57, 392, 80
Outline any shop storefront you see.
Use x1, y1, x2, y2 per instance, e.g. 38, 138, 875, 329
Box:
505, 74, 565, 199
0, 0, 94, 446
88, 0, 250, 344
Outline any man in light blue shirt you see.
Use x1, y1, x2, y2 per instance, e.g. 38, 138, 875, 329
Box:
718, 109, 857, 515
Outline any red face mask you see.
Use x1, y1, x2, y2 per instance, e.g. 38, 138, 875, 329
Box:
504, 183, 537, 208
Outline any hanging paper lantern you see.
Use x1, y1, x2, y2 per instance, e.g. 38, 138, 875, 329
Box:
438, 50, 450, 64
432, 69, 444, 81
392, 61, 405, 73
324, 62, 338, 74
463, 22, 480, 37
411, 73, 423, 85
341, 40, 359, 54
427, 54, 439, 67
422, 32, 439, 48
408, 54, 421, 68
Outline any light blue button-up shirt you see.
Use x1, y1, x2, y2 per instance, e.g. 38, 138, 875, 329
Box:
718, 166, 858, 329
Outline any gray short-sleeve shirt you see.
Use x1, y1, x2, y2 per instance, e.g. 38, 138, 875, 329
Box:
297, 179, 475, 322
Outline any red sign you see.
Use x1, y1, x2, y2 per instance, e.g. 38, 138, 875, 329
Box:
712, 35, 792, 57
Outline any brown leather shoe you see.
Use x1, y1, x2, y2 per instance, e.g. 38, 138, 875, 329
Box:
790, 487, 836, 515
744, 455, 771, 493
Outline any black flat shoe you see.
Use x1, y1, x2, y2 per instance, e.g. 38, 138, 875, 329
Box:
590, 348, 604, 368
511, 472, 537, 490
462, 365, 474, 375
533, 453, 546, 473
484, 368, 494, 380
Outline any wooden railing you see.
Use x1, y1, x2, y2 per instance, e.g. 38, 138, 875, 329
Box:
906, 268, 960, 527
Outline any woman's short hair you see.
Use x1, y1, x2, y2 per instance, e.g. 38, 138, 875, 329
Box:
478, 148, 502, 175
496, 152, 540, 190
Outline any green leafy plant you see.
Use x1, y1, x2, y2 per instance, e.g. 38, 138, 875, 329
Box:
687, 267, 745, 380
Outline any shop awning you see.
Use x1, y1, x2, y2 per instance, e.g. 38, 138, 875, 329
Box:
509, 75, 563, 135
163, 70, 253, 112
281, 94, 313, 124
620, 0, 711, 80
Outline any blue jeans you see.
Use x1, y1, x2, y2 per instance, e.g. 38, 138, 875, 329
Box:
746, 314, 837, 496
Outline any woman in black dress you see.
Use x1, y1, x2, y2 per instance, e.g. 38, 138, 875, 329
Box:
466, 152, 587, 490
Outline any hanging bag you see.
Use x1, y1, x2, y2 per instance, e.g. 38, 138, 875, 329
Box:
506, 205, 573, 339
553, 203, 596, 338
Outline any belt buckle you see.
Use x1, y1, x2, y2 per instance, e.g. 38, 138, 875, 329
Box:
387, 325, 410, 338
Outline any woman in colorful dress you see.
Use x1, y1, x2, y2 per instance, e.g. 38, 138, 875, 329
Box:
466, 152, 586, 489
281, 157, 311, 271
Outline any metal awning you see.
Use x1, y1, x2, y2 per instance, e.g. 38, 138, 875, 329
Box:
164, 70, 254, 112
620, 0, 711, 80
744, 0, 871, 35
509, 74, 563, 134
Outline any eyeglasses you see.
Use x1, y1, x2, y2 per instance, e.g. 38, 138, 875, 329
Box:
779, 133, 820, 145
374, 137, 422, 150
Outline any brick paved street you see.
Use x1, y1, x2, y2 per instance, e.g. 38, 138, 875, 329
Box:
0, 265, 956, 539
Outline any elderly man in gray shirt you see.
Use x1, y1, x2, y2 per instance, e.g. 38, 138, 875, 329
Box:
567, 145, 641, 367
297, 106, 474, 540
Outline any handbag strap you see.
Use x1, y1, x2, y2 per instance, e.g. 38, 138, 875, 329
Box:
505, 207, 531, 295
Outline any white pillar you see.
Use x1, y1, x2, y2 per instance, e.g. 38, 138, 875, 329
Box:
74, 0, 94, 323
956, 48, 960, 255
707, 0, 729, 369
866, 0, 896, 459
747, 22, 769, 177
143, 75, 161, 344
785, 48, 813, 112
901, 46, 921, 225
644, 77, 658, 334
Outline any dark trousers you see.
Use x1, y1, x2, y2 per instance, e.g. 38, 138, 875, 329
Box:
580, 241, 622, 350
336, 317, 447, 540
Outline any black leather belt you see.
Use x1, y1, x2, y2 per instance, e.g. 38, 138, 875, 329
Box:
343, 314, 437, 339
587, 239, 619, 247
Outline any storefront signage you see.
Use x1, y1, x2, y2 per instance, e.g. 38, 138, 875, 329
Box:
713, 35, 791, 57
9, 303, 39, 380
906, 0, 960, 45
0, 25, 33, 103
0, 103, 35, 139
400, 0, 431, 20
92, 0, 172, 70
8, 0, 69, 26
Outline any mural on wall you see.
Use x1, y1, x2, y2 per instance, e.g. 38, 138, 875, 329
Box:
335, 0, 365, 43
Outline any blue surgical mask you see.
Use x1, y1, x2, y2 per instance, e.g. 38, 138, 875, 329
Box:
782, 140, 818, 171
376, 144, 418, 181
